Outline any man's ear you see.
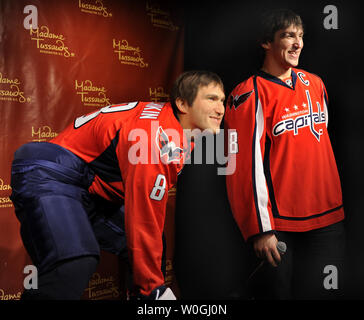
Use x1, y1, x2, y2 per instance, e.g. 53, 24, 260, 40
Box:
261, 42, 271, 50
175, 97, 189, 114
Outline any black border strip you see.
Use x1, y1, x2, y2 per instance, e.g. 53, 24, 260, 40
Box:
275, 204, 343, 221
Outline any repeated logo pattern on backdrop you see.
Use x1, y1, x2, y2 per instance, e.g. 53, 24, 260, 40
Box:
0, 0, 184, 300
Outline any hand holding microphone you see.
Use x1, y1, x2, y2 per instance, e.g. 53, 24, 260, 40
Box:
253, 233, 286, 267
248, 235, 287, 283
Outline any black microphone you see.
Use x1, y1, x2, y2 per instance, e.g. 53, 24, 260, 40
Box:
247, 241, 287, 282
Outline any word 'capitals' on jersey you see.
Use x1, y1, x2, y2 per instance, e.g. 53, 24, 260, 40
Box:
273, 90, 327, 142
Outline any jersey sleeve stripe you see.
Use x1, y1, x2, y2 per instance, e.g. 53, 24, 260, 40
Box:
252, 77, 272, 233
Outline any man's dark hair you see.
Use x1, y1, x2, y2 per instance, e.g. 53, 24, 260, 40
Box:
170, 70, 224, 116
258, 9, 304, 45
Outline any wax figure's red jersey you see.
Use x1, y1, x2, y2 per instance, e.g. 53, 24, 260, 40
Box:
51, 102, 190, 295
224, 68, 344, 241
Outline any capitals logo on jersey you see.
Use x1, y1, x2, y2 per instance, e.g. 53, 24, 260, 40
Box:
272, 90, 327, 142
272, 71, 328, 142
156, 126, 184, 163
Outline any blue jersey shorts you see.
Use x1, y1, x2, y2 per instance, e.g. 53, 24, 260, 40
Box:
10, 142, 127, 275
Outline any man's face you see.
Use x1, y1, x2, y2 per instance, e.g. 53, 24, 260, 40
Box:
264, 24, 304, 69
187, 82, 225, 134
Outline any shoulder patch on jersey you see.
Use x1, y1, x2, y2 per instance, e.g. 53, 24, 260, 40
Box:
228, 90, 254, 109
156, 126, 184, 163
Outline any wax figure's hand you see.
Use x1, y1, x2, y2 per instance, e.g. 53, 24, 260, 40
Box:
253, 233, 281, 267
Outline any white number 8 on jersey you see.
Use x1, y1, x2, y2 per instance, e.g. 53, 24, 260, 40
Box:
150, 174, 166, 201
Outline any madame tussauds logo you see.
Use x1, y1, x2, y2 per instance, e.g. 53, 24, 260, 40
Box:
75, 80, 112, 107
79, 0, 112, 17
0, 73, 31, 103
113, 39, 148, 68
32, 126, 58, 142
84, 273, 119, 300
29, 26, 75, 58
149, 87, 169, 103
146, 1, 179, 31
0, 289, 21, 300
0, 179, 11, 191
0, 178, 13, 208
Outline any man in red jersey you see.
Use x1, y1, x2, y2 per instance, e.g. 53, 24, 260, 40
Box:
10, 70, 225, 300
224, 9, 345, 299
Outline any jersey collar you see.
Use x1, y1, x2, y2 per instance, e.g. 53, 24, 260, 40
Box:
257, 69, 298, 90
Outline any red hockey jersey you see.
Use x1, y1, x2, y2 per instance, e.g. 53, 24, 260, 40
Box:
51, 102, 190, 296
224, 68, 344, 241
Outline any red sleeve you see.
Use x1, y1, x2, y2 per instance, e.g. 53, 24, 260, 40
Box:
224, 77, 275, 241
119, 122, 184, 296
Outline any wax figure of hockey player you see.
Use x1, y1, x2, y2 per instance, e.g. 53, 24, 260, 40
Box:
224, 9, 345, 299
10, 70, 225, 300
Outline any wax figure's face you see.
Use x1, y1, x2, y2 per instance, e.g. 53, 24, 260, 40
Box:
263, 24, 304, 69
185, 82, 225, 134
